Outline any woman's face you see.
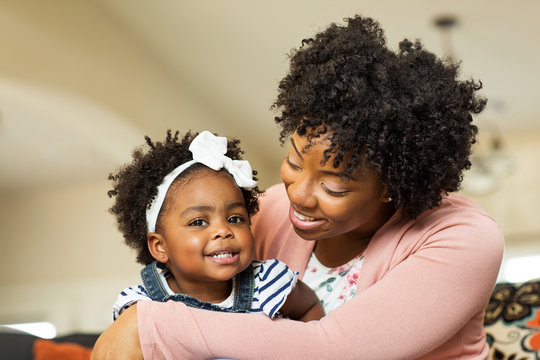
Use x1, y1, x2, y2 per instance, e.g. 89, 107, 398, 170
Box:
281, 131, 394, 243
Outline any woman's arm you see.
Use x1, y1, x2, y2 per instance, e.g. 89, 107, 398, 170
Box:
280, 279, 325, 322
135, 214, 503, 359
92, 220, 502, 360
90, 305, 142, 360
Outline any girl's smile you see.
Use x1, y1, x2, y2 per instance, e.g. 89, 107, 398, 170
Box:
205, 247, 241, 265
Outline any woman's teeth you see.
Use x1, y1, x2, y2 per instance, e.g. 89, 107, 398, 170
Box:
211, 252, 234, 258
294, 210, 317, 221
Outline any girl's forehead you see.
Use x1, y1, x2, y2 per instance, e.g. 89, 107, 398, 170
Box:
167, 170, 243, 207
173, 168, 235, 191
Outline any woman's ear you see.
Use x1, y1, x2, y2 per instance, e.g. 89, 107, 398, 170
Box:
147, 233, 169, 263
382, 193, 392, 203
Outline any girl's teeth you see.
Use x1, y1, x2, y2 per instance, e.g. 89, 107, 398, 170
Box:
294, 210, 317, 221
212, 253, 233, 258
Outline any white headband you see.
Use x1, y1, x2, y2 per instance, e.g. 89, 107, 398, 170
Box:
145, 131, 258, 233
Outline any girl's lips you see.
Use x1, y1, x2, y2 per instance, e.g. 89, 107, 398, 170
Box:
205, 248, 240, 265
288, 206, 325, 231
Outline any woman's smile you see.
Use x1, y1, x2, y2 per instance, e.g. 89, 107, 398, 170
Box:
288, 206, 326, 231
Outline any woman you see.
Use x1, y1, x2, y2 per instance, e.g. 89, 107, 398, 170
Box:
92, 15, 503, 359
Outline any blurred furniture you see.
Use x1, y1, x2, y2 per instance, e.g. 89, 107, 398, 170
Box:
484, 278, 540, 359
0, 327, 98, 360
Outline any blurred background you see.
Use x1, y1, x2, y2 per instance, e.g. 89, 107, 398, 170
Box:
0, 0, 539, 337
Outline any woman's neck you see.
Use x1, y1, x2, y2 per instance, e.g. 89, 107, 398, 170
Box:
314, 206, 396, 268
314, 235, 371, 268
166, 276, 232, 304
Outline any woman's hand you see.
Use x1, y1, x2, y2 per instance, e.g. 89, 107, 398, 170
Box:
90, 305, 143, 360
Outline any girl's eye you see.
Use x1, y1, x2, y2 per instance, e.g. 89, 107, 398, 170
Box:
286, 156, 302, 170
228, 215, 245, 224
321, 183, 349, 197
189, 219, 208, 227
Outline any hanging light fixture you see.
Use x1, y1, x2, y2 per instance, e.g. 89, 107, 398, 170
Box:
461, 122, 515, 196
433, 14, 515, 196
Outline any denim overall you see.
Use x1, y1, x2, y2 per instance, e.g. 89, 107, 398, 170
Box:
140, 261, 255, 313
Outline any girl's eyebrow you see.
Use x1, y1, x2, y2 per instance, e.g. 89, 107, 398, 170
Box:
227, 202, 247, 210
180, 202, 246, 216
181, 206, 213, 216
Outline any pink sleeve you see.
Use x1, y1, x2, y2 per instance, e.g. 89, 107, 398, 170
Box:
137, 210, 503, 359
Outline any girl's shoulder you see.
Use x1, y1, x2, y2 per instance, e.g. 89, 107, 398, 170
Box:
250, 259, 298, 318
251, 259, 298, 283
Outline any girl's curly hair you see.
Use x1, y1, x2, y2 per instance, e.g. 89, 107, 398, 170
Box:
108, 130, 262, 265
273, 15, 486, 219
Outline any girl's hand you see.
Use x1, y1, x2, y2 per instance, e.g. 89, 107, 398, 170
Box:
90, 305, 143, 360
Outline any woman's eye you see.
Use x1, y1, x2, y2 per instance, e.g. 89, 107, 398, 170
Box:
189, 219, 208, 227
286, 156, 302, 170
321, 183, 349, 197
228, 215, 245, 224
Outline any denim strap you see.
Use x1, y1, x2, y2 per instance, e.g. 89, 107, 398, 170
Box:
140, 261, 254, 312
141, 261, 170, 300
231, 262, 254, 311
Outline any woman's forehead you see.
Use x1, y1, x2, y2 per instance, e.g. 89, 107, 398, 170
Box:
290, 131, 371, 178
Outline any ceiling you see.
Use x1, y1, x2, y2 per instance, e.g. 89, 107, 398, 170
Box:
1, 0, 539, 191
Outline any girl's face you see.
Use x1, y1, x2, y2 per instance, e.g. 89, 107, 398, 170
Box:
281, 131, 394, 243
150, 170, 254, 297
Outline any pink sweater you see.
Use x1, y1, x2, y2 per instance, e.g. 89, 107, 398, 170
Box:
138, 184, 503, 359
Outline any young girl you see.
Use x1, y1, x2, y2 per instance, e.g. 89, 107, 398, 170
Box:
108, 130, 324, 322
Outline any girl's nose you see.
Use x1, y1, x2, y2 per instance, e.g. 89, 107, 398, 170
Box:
211, 221, 233, 240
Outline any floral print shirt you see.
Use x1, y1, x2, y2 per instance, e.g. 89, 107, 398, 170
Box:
302, 252, 365, 314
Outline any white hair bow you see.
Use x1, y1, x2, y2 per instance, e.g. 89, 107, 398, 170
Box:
145, 131, 257, 233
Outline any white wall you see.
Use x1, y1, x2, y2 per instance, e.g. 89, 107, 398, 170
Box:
0, 181, 141, 334
464, 132, 540, 283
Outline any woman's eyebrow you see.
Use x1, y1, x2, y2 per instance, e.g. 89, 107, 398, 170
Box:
319, 169, 358, 181
290, 138, 303, 160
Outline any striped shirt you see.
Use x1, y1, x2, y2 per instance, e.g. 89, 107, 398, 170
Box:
113, 259, 297, 320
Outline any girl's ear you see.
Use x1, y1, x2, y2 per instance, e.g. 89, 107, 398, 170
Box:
147, 233, 169, 263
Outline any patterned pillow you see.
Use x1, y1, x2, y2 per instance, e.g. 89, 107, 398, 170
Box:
484, 279, 540, 359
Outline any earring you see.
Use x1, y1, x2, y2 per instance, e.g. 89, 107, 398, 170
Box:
387, 196, 392, 202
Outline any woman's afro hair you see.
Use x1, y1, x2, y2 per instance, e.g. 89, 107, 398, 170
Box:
108, 130, 262, 265
273, 15, 486, 219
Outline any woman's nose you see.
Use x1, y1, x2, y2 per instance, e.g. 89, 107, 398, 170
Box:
287, 177, 317, 209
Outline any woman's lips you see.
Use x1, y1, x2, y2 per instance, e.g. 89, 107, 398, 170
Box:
288, 206, 325, 231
